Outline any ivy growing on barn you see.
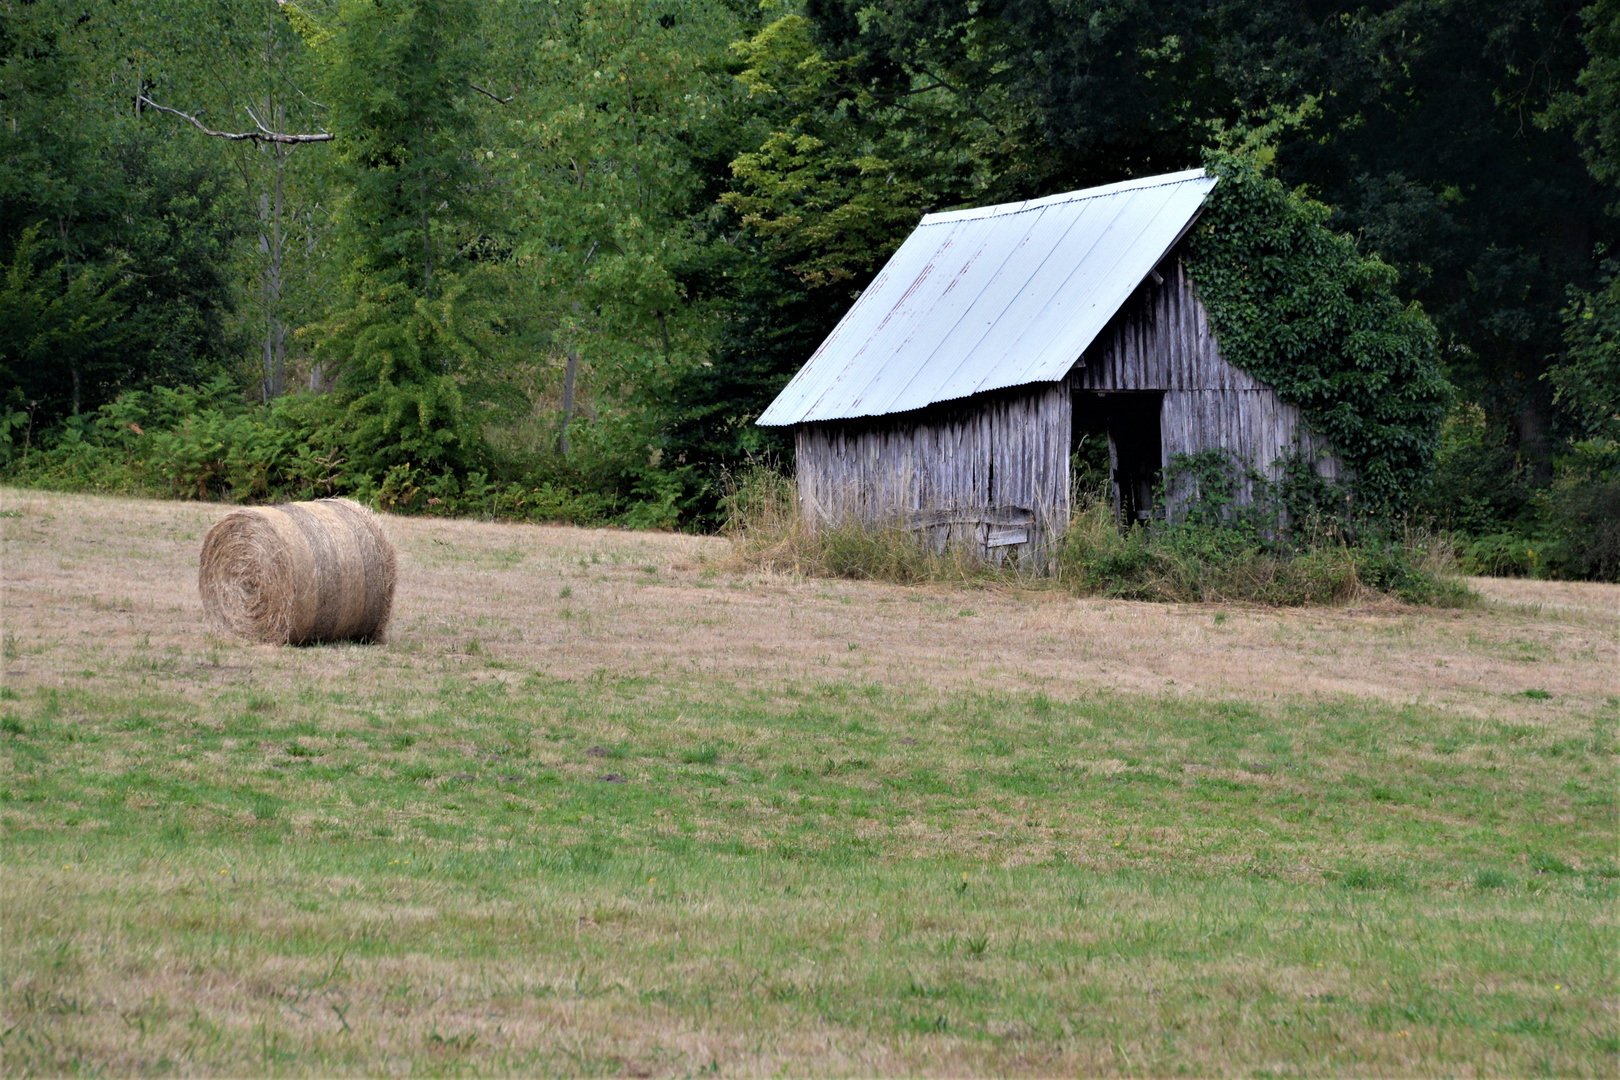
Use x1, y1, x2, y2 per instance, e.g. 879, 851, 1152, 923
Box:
1185, 152, 1452, 511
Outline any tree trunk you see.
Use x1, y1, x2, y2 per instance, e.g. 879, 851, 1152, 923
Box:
257, 103, 288, 401
422, 206, 433, 297
1517, 397, 1555, 485
270, 131, 286, 398
558, 350, 579, 454
60, 219, 80, 415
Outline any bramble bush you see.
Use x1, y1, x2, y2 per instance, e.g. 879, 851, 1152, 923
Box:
1054, 450, 1470, 606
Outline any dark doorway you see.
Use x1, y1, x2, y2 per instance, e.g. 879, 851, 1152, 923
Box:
1073, 392, 1164, 526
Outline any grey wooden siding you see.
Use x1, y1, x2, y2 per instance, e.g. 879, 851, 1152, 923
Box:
791, 250, 1341, 563
795, 381, 1070, 564
1075, 254, 1341, 501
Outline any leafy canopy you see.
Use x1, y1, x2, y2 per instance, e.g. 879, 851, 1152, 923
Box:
322, 0, 479, 292
721, 14, 934, 289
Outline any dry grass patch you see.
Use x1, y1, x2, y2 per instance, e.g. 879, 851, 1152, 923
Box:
4, 489, 1611, 720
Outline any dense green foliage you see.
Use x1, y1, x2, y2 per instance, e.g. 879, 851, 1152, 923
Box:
305, 0, 488, 480
0, 0, 241, 422
1188, 153, 1450, 510
6, 376, 625, 520
1, 0, 1616, 576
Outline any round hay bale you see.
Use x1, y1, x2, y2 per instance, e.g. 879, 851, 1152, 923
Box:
199, 498, 396, 645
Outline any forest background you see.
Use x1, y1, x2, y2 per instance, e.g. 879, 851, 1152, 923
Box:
1, 0, 1616, 578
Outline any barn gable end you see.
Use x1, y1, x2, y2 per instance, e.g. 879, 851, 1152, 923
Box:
1075, 251, 1340, 522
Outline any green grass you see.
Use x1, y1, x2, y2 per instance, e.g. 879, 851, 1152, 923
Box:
2, 667, 1615, 1075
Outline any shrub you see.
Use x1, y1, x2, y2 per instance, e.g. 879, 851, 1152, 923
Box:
1415, 404, 1541, 537
1542, 442, 1620, 581
725, 464, 1472, 607
2, 380, 647, 527
1446, 437, 1620, 582
5, 378, 350, 502
1053, 500, 1469, 606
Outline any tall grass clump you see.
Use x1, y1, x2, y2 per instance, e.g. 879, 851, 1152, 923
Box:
722, 466, 1016, 585
1057, 450, 1473, 606
1053, 498, 1468, 605
725, 456, 1475, 607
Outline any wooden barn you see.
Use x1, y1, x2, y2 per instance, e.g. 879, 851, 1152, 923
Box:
756, 169, 1339, 562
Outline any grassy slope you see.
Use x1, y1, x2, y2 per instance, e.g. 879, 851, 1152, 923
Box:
1, 491, 1615, 1076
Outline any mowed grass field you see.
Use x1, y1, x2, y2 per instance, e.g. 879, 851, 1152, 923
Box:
1, 489, 1616, 1077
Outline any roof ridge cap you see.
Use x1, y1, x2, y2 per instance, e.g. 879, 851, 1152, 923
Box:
920, 168, 1212, 225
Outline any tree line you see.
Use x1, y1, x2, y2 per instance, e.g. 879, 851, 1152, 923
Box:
1, 0, 1615, 576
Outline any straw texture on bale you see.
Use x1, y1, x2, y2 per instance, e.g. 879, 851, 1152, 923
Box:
199, 498, 397, 645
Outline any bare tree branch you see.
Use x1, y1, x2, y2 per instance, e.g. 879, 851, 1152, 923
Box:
471, 84, 516, 104
138, 95, 334, 144
293, 84, 329, 112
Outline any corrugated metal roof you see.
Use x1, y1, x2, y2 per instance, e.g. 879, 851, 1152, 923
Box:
756, 168, 1218, 427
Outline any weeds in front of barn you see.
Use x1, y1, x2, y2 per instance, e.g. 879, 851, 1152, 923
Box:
724, 464, 1474, 606
724, 467, 993, 586
1056, 498, 1473, 606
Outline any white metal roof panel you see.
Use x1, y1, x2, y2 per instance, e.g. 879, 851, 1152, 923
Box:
756, 168, 1217, 426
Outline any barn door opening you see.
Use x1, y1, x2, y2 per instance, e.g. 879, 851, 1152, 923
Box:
1072, 391, 1164, 526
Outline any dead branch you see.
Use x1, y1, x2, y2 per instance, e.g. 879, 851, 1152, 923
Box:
470, 84, 516, 104
137, 95, 334, 144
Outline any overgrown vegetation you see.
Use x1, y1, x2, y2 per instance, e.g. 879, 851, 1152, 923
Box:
1187, 150, 1450, 512
1, 377, 641, 523
725, 462, 1473, 606
1418, 404, 1620, 580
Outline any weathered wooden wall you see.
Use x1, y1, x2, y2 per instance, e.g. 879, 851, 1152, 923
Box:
792, 248, 1342, 562
794, 382, 1070, 564
1074, 252, 1341, 506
